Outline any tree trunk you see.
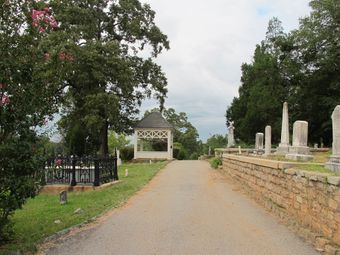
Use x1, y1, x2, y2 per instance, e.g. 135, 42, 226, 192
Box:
99, 120, 109, 157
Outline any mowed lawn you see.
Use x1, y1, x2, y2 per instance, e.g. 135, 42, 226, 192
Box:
1, 162, 168, 254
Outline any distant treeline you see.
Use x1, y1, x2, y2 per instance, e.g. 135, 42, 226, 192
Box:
226, 0, 340, 146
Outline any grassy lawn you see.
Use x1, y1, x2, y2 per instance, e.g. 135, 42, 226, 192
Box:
254, 151, 339, 176
0, 162, 168, 255
294, 164, 340, 176
268, 151, 331, 164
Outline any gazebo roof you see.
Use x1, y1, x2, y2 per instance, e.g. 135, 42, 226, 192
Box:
136, 112, 173, 129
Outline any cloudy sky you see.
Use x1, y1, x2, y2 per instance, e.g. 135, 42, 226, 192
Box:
139, 0, 311, 141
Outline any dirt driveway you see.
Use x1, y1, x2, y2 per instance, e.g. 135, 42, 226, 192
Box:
45, 160, 319, 255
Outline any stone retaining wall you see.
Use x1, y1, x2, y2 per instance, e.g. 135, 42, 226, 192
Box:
222, 154, 340, 254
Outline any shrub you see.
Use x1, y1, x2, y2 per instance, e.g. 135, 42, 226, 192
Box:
120, 146, 134, 161
0, 133, 42, 242
189, 152, 199, 160
209, 157, 222, 169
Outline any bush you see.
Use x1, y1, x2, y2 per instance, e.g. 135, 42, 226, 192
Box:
189, 152, 199, 160
0, 133, 42, 242
120, 146, 134, 161
209, 157, 222, 169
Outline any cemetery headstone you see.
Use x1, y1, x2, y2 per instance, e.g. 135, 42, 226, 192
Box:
286, 121, 313, 161
326, 105, 340, 173
255, 133, 264, 154
265, 126, 271, 156
277, 102, 290, 155
227, 122, 235, 148
59, 190, 67, 205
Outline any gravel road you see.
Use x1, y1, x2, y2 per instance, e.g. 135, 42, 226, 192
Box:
46, 160, 319, 255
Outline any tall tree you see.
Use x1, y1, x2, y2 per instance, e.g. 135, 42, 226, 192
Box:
226, 18, 289, 143
227, 0, 340, 145
48, 0, 170, 156
287, 0, 340, 145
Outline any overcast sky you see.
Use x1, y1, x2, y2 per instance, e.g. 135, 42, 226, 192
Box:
139, 0, 311, 141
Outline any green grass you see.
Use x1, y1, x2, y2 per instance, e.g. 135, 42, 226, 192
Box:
268, 151, 331, 164
255, 152, 339, 175
0, 162, 168, 255
294, 164, 340, 176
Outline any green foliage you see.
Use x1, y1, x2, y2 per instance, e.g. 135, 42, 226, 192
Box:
209, 157, 222, 169
37, 136, 66, 158
0, 2, 62, 241
189, 152, 199, 160
226, 2, 340, 145
120, 146, 134, 161
108, 131, 130, 155
203, 134, 228, 154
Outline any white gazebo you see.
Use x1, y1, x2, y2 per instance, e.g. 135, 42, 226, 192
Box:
134, 112, 173, 160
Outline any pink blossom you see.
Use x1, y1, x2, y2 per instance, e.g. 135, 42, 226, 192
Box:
0, 95, 10, 106
55, 159, 62, 166
44, 53, 51, 60
32, 8, 58, 33
58, 52, 75, 62
58, 52, 66, 61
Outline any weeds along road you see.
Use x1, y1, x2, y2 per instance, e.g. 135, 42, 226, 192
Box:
46, 160, 319, 255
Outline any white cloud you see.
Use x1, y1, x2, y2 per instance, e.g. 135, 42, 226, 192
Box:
140, 0, 311, 141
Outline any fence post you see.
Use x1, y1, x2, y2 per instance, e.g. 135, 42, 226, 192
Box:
71, 157, 77, 186
113, 149, 119, 181
93, 159, 100, 186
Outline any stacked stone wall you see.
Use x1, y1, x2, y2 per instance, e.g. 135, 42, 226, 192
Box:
222, 154, 340, 254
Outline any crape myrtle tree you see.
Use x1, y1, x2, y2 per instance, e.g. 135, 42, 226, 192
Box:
0, 1, 63, 240
51, 0, 169, 156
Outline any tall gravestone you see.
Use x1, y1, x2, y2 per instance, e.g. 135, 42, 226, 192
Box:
286, 121, 313, 161
265, 126, 271, 156
227, 122, 235, 148
326, 105, 340, 173
277, 102, 290, 155
255, 133, 264, 153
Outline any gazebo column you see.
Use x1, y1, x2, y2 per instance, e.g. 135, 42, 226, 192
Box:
134, 130, 138, 159
167, 130, 172, 160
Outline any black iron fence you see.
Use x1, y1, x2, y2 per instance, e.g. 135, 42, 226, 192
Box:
44, 156, 118, 186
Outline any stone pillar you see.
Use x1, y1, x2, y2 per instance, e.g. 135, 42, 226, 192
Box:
117, 150, 122, 166
167, 130, 173, 160
265, 126, 271, 156
255, 133, 264, 150
326, 105, 340, 173
227, 123, 235, 148
277, 102, 290, 155
285, 121, 313, 161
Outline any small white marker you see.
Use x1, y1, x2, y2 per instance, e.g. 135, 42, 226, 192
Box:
125, 169, 129, 177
